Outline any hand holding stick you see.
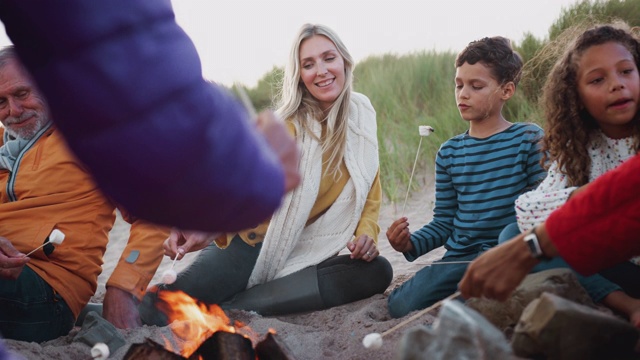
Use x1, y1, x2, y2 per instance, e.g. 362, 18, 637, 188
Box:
161, 248, 184, 284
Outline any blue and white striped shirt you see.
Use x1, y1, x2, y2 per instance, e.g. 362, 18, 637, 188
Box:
406, 123, 546, 259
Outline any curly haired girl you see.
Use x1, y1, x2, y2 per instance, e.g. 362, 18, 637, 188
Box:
509, 22, 640, 327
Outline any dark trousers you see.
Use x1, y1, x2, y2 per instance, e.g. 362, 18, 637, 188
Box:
0, 266, 74, 342
140, 236, 392, 324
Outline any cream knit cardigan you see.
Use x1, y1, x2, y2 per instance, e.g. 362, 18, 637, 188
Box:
247, 92, 379, 288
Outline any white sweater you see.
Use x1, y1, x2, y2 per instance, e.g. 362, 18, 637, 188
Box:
247, 92, 379, 288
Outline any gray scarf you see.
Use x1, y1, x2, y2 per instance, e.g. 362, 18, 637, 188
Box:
0, 122, 52, 171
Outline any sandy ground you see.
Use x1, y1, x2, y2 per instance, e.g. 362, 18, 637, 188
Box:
4, 174, 451, 360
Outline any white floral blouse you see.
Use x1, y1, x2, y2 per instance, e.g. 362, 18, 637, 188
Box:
514, 130, 639, 266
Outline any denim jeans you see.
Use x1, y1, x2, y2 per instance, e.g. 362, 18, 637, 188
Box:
499, 223, 621, 302
387, 251, 476, 318
0, 266, 74, 342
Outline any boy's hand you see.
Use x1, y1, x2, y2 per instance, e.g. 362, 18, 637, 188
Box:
386, 217, 413, 253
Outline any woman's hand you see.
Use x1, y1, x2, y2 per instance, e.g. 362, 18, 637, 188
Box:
347, 234, 379, 262
163, 229, 221, 258
386, 217, 413, 253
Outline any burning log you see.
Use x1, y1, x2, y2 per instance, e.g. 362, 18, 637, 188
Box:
255, 332, 296, 360
141, 290, 296, 359
123, 339, 186, 360
189, 331, 254, 360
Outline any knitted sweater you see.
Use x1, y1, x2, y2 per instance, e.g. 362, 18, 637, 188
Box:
515, 130, 636, 232
406, 123, 545, 260
248, 92, 379, 287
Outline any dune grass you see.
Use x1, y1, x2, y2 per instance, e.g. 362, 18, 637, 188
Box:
242, 0, 640, 200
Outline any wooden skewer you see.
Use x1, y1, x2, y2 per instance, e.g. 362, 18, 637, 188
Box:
381, 290, 461, 337
401, 136, 423, 217
234, 83, 257, 120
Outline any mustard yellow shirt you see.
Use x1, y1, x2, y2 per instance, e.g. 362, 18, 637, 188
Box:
217, 121, 381, 247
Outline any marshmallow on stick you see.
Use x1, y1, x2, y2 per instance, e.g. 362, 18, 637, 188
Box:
401, 126, 435, 216
26, 229, 65, 256
91, 342, 109, 360
419, 125, 435, 136
362, 290, 460, 350
161, 249, 184, 284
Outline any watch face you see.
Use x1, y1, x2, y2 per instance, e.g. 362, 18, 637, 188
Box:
524, 233, 543, 259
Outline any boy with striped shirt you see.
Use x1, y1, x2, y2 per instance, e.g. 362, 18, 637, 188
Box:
386, 37, 546, 318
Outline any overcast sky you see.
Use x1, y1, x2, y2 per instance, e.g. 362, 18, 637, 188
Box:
0, 0, 580, 87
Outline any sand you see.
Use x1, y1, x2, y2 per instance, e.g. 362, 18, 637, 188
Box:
4, 174, 450, 360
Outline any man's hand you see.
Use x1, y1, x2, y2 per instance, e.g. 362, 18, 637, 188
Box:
255, 110, 300, 193
0, 237, 29, 279
386, 217, 414, 253
102, 286, 141, 329
163, 229, 220, 258
459, 234, 539, 301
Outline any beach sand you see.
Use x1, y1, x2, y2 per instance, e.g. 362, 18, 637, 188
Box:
4, 175, 450, 359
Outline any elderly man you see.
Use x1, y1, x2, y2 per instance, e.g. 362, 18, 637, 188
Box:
0, 47, 169, 342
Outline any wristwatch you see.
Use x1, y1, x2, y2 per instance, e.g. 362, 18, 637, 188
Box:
523, 226, 547, 260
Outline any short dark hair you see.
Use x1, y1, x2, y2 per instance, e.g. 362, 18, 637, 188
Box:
455, 36, 523, 85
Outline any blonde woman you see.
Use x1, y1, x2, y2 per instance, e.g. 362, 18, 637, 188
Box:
140, 23, 392, 323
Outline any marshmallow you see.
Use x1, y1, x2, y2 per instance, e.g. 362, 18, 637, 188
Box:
49, 229, 65, 245
362, 333, 383, 349
91, 343, 110, 360
162, 269, 177, 284
419, 126, 434, 137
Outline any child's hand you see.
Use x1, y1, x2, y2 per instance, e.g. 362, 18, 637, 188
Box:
386, 217, 413, 253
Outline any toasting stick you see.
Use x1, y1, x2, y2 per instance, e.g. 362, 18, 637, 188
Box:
362, 290, 461, 349
401, 126, 435, 216
26, 229, 65, 256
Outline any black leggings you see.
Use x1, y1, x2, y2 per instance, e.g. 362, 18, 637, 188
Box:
166, 236, 393, 305
317, 254, 393, 307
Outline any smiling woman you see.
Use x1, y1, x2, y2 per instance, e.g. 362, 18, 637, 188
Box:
139, 23, 393, 323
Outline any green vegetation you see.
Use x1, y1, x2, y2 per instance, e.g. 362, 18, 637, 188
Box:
244, 0, 640, 201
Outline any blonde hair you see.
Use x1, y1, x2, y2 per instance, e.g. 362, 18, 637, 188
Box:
276, 23, 354, 178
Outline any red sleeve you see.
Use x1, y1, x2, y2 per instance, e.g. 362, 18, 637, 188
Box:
546, 154, 640, 275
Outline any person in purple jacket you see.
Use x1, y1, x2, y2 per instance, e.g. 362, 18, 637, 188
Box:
0, 0, 300, 233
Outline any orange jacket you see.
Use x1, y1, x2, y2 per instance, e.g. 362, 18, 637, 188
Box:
0, 126, 168, 318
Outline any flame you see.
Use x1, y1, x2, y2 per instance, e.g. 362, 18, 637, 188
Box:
154, 290, 259, 357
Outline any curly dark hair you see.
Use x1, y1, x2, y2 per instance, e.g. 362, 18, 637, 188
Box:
540, 23, 640, 186
455, 36, 524, 85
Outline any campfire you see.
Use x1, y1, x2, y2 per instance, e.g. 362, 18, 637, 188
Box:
123, 290, 294, 360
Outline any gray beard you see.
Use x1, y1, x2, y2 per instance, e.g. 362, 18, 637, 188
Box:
4, 115, 48, 140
